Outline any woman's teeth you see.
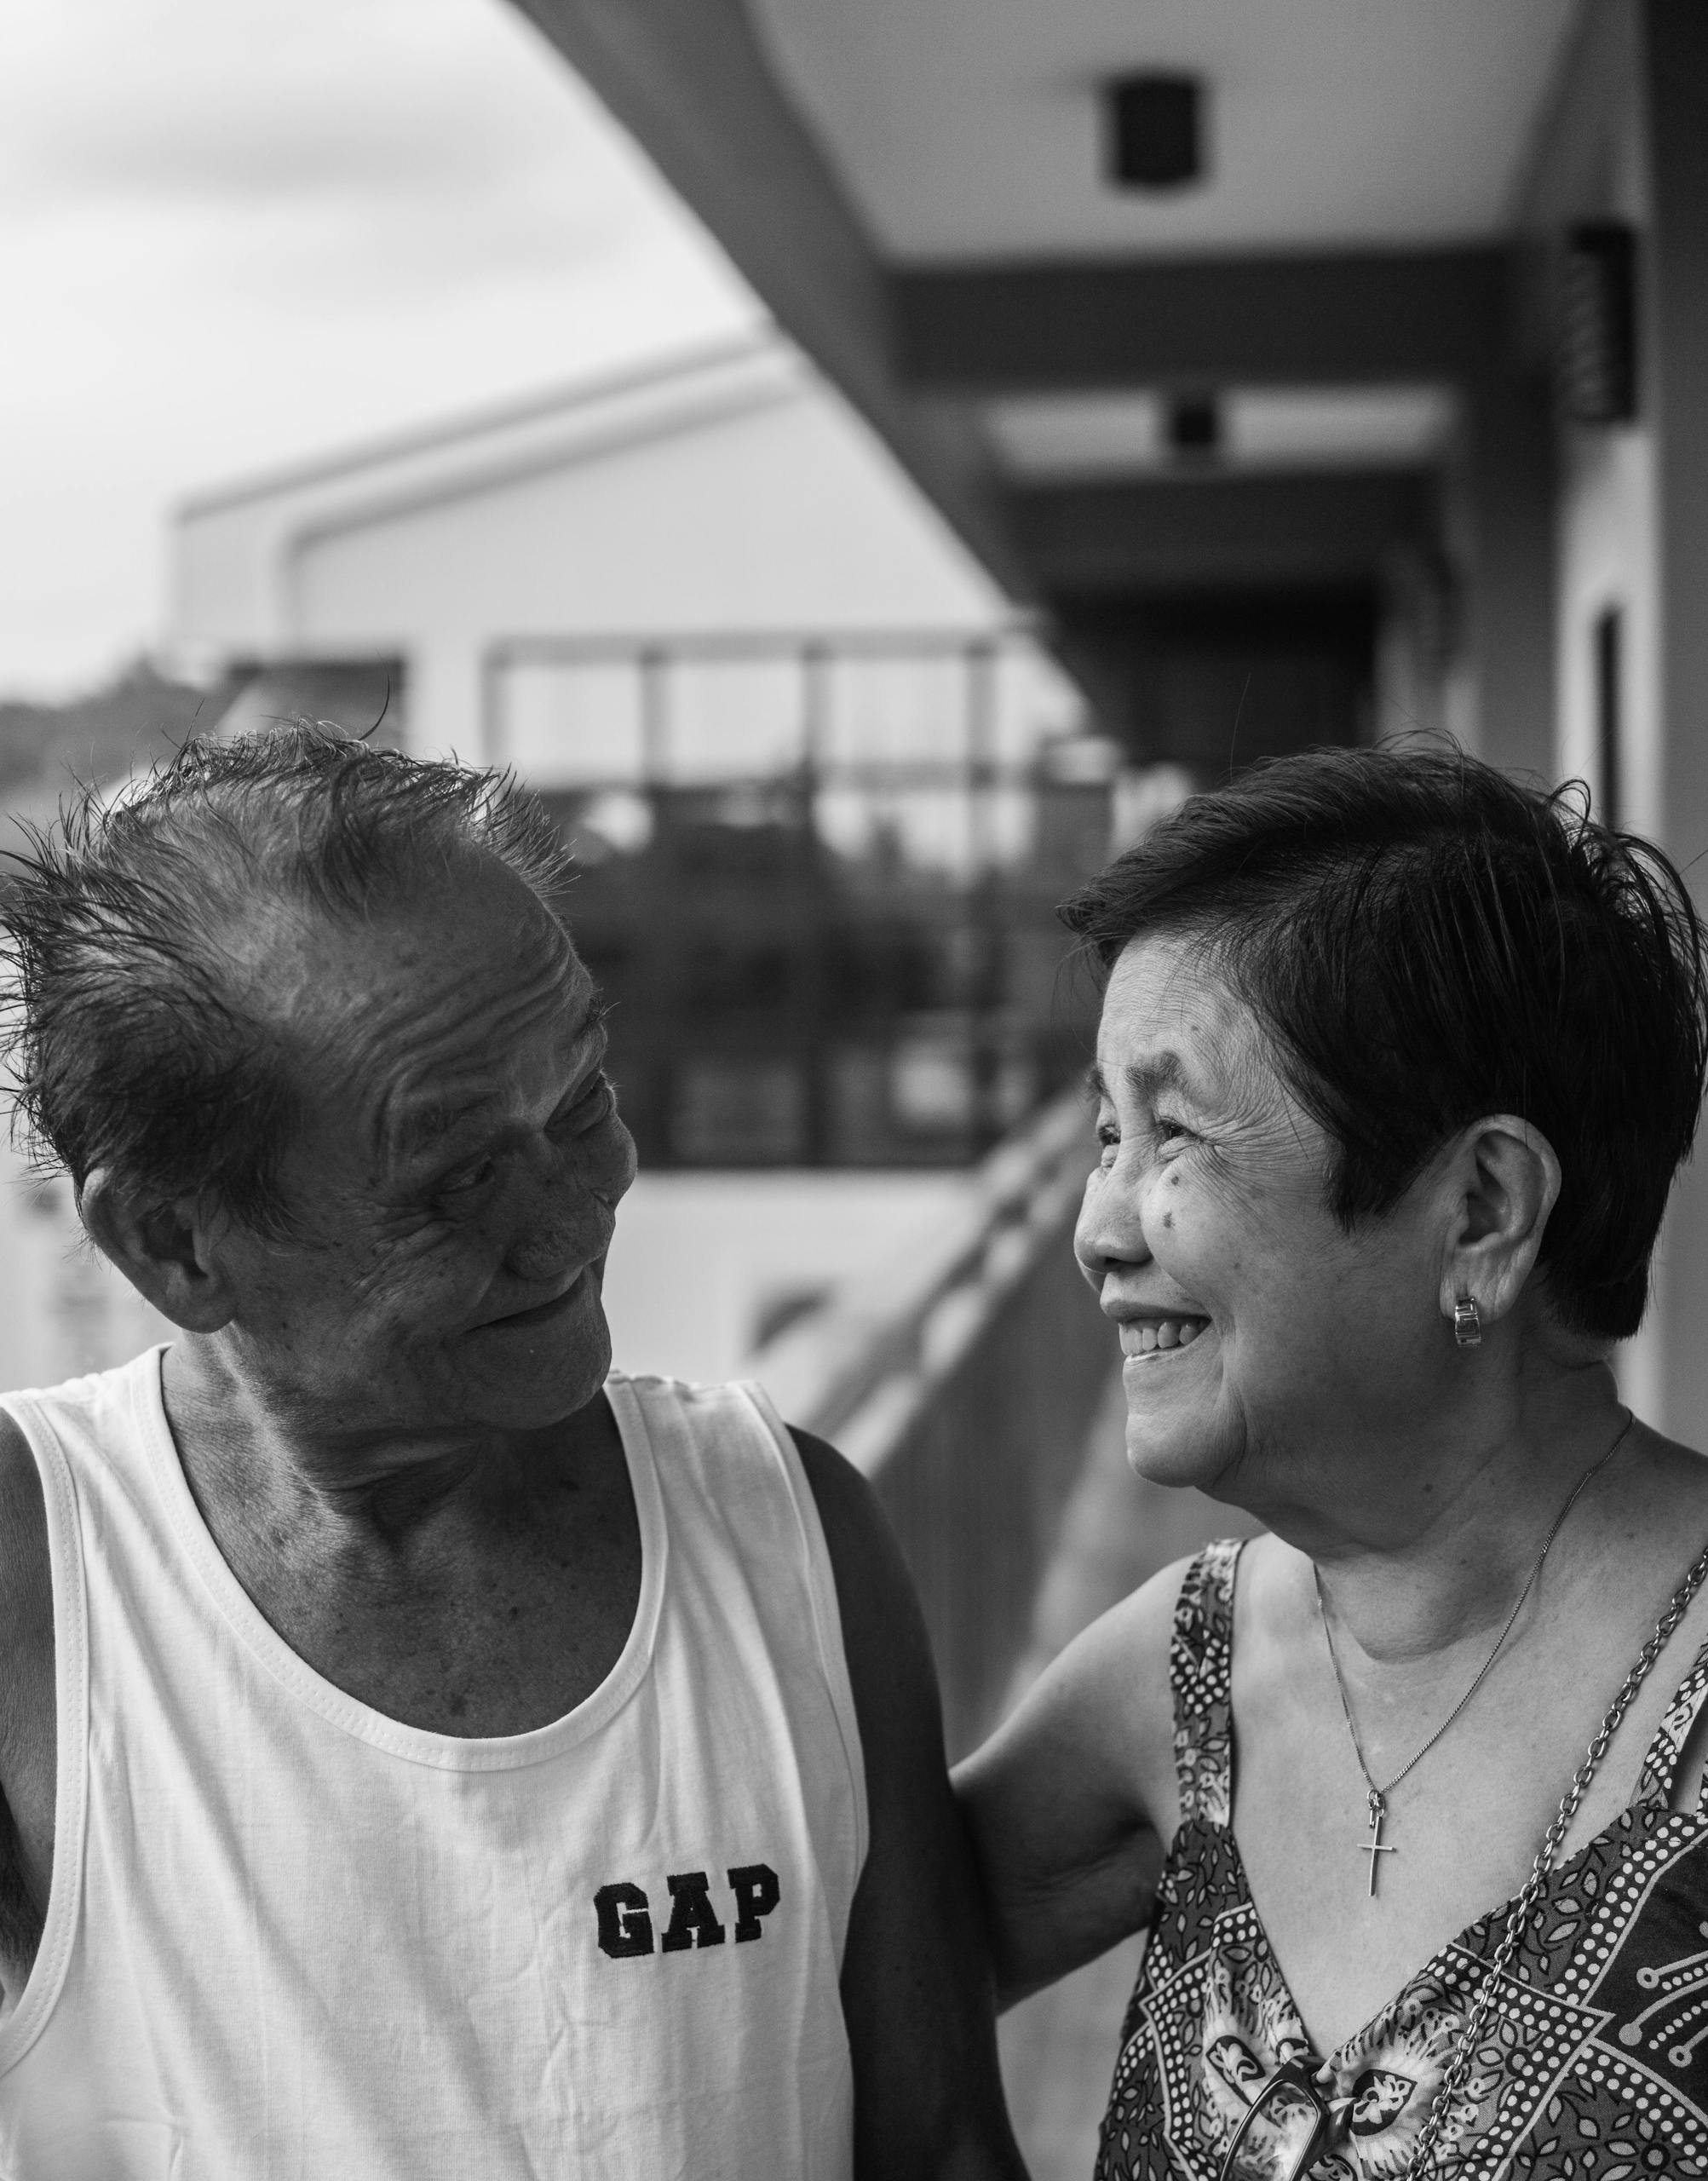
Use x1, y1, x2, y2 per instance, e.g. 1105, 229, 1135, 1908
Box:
1131, 1318, 1205, 1355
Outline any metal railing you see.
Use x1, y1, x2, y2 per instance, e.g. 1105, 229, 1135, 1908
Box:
485, 626, 1119, 1170
761, 1087, 1117, 1757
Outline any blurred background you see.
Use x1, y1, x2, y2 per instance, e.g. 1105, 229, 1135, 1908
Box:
3, 2, 1703, 2167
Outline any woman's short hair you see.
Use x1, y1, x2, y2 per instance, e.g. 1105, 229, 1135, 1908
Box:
1061, 747, 1708, 1342
1, 720, 572, 1235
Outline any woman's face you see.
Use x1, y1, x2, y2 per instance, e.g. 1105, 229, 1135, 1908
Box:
1075, 932, 1445, 1509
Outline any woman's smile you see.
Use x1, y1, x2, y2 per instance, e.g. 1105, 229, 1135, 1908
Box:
1120, 1314, 1211, 1360
1072, 936, 1423, 1490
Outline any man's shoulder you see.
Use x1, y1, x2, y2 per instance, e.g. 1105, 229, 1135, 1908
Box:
778, 1425, 935, 1764
0, 1349, 166, 1632
610, 1368, 840, 1493
607, 1374, 880, 1659
607, 1367, 769, 1425
784, 1425, 894, 1598
608, 1377, 921, 1762
0, 1349, 161, 1425
0, 1404, 49, 1674
0, 1404, 43, 1536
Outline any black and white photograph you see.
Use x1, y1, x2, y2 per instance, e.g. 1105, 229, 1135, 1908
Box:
2, 3, 1706, 2175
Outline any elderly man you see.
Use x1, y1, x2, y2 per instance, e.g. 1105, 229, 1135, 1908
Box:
0, 726, 1024, 2178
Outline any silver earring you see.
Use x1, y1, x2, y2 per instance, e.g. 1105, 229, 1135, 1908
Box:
1452, 1295, 1482, 1348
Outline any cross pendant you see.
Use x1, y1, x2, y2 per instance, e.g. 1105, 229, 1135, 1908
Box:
1360, 1791, 1396, 1896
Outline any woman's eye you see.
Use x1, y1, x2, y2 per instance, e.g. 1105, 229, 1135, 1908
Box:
1152, 1114, 1196, 1153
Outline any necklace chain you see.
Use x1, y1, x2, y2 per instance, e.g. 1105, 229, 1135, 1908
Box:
1401, 1528, 1708, 2174
1314, 1416, 1635, 1808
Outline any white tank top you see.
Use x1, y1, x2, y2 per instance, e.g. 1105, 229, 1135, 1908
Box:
0, 1351, 866, 2178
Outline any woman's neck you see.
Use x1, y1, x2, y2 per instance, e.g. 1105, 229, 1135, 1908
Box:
1273, 1354, 1631, 1666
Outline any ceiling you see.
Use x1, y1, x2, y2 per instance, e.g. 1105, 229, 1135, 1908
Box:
986, 385, 1458, 481
745, 0, 1586, 262
510, 0, 1579, 767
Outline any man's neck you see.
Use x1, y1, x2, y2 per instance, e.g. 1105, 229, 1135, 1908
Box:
159, 1335, 589, 1563
156, 1338, 640, 1739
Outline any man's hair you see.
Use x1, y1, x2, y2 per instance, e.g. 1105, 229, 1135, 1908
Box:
1061, 746, 1708, 1342
1, 721, 572, 1233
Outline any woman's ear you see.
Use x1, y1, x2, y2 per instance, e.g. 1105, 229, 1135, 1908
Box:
78, 1167, 238, 1332
1435, 1115, 1562, 1336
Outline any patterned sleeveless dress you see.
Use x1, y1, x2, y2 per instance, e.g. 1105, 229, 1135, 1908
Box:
1096, 1539, 1708, 2179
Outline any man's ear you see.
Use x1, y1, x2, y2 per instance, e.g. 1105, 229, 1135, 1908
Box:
1435, 1115, 1562, 1337
78, 1168, 238, 1332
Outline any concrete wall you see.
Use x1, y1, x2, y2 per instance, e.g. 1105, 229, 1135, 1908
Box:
1517, 3, 1665, 1421
1642, 1, 1708, 1448
1462, 370, 1558, 780
1522, 4, 1659, 829
602, 1170, 971, 1384
1521, 2, 1708, 1442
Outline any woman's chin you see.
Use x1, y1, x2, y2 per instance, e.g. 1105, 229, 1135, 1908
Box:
1120, 1340, 1232, 1488
1124, 1428, 1234, 1491
1120, 1335, 1211, 1408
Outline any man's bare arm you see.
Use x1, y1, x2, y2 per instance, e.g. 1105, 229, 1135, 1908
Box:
791, 1428, 1028, 2181
952, 1560, 1186, 2010
0, 1411, 55, 2005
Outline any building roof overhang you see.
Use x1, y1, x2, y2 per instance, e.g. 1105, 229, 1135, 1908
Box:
508, 0, 1590, 750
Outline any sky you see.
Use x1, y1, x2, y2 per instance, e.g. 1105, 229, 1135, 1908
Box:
0, 0, 762, 698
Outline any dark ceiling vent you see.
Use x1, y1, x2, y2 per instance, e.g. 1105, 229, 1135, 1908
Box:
1166, 390, 1220, 457
1558, 221, 1638, 424
1107, 73, 1204, 191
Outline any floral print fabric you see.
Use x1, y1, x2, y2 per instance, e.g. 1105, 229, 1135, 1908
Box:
1096, 1541, 1708, 2179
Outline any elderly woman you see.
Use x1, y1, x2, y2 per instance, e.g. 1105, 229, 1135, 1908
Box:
958, 749, 1708, 2178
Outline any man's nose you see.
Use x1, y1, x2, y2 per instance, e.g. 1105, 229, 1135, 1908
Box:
504, 1150, 618, 1282
1073, 1164, 1153, 1294
590, 1109, 638, 1208
506, 1209, 588, 1285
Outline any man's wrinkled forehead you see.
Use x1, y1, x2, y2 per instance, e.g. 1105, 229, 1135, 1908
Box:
377, 962, 605, 1170
248, 859, 587, 1131
362, 914, 592, 1141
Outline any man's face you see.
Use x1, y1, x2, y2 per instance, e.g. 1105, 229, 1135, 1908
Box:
210, 853, 636, 1444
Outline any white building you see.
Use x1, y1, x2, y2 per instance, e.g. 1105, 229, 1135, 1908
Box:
170, 333, 1046, 764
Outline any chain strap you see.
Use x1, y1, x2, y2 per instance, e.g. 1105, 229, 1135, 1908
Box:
1400, 1534, 1708, 2176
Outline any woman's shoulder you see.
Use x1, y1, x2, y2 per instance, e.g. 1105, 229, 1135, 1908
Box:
1063, 1533, 1262, 1709
1595, 1424, 1708, 1614
972, 1542, 1249, 1833
1596, 1427, 1708, 1809
1634, 1423, 1708, 1511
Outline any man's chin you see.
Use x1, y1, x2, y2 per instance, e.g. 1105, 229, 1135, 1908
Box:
450, 1380, 610, 1442
450, 1315, 613, 1433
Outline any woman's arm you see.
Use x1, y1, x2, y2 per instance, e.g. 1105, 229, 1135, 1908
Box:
952, 1558, 1188, 2010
